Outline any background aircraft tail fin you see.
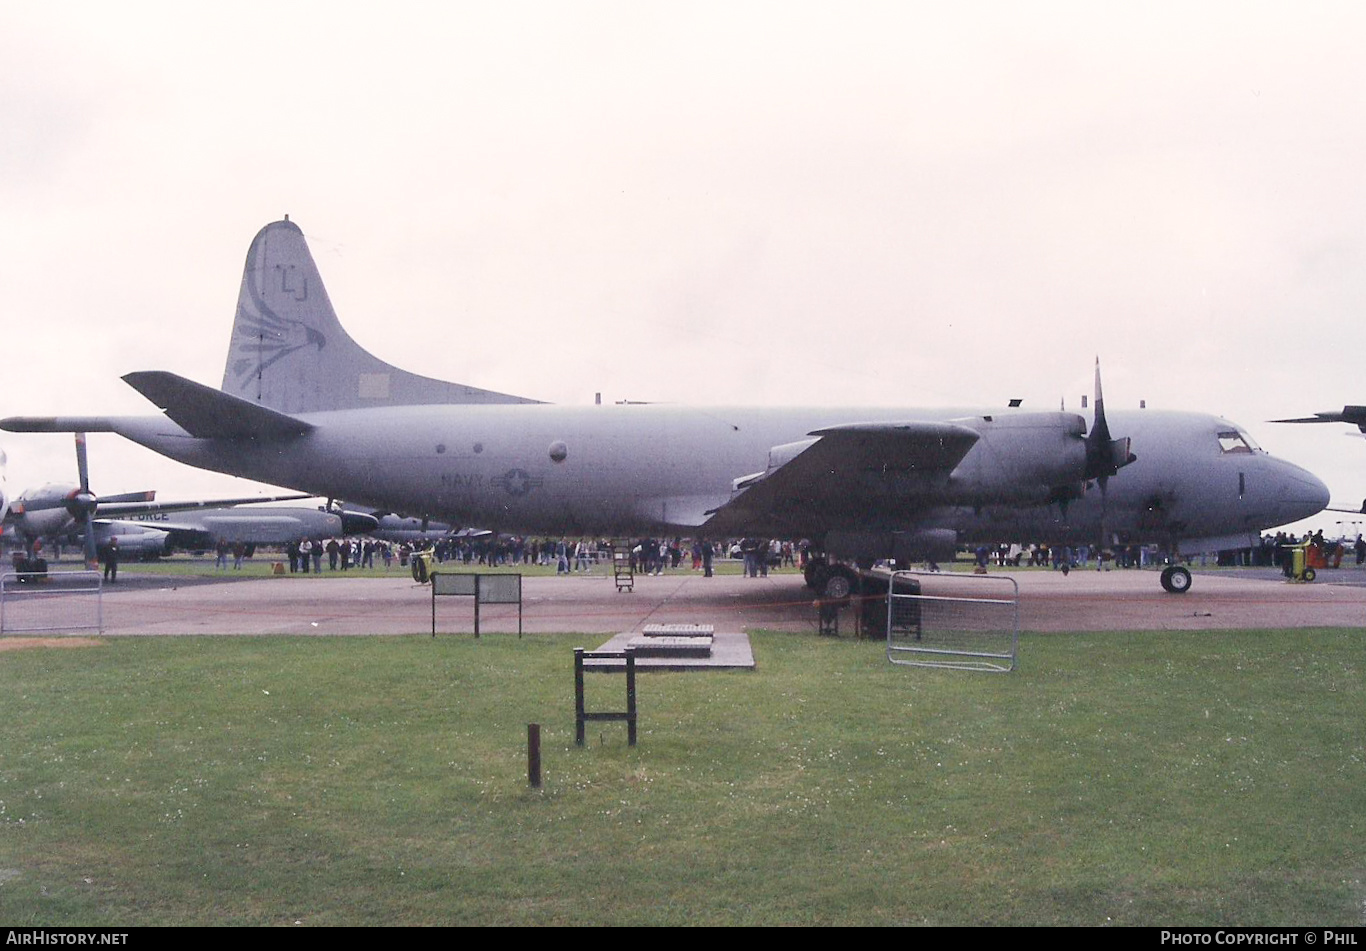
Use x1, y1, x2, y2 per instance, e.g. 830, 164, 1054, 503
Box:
222, 218, 539, 412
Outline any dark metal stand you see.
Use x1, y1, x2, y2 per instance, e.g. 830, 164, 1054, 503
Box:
574, 647, 637, 746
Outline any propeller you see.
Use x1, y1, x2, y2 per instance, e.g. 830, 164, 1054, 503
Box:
1082, 359, 1136, 552
65, 433, 152, 568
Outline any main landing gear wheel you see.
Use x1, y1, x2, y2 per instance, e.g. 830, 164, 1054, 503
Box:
820, 565, 857, 602
804, 560, 856, 601
1160, 565, 1192, 594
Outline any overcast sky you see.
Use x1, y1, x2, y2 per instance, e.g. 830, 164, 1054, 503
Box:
4, 2, 1366, 536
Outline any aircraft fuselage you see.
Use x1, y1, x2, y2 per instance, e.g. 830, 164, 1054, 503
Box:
97, 402, 1327, 556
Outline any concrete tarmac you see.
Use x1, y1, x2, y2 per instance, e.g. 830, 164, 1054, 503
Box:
7, 564, 1365, 637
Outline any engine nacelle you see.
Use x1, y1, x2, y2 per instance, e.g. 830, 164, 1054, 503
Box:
947, 412, 1090, 504
93, 523, 170, 557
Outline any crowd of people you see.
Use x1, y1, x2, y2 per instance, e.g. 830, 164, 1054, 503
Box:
968, 531, 1366, 573
244, 535, 797, 578
192, 528, 1366, 576
267, 537, 397, 573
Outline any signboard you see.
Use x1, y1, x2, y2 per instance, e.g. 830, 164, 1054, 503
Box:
430, 572, 522, 637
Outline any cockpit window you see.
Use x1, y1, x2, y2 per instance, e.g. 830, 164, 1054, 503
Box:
1217, 429, 1261, 454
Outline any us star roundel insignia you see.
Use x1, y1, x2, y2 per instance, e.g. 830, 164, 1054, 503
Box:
494, 468, 544, 497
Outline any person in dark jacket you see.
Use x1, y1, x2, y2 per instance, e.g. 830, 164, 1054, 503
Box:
100, 537, 119, 583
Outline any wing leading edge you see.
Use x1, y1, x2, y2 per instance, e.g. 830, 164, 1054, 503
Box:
702, 420, 981, 535
1273, 406, 1366, 432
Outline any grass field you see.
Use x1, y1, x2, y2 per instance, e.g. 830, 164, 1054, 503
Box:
1, 628, 1362, 925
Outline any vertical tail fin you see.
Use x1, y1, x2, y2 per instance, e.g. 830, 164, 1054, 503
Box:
222, 218, 539, 412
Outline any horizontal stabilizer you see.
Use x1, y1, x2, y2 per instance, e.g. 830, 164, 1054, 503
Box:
123, 371, 314, 439
1, 417, 119, 433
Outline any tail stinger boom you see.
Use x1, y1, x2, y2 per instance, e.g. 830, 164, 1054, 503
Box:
223, 219, 539, 413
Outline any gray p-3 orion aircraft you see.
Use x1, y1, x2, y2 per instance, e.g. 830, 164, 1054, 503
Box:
2, 219, 1330, 595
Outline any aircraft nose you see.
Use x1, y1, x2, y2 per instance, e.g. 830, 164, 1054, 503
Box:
1274, 460, 1331, 524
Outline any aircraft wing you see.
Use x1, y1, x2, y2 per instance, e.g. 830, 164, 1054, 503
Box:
1273, 406, 1366, 432
701, 420, 980, 535
100, 513, 310, 535
93, 493, 312, 518
100, 506, 351, 547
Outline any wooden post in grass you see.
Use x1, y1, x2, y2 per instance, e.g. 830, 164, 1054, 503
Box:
528, 723, 542, 788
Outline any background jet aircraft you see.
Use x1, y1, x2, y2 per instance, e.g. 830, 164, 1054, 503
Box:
3, 433, 309, 571
77, 505, 378, 558
1, 219, 1331, 594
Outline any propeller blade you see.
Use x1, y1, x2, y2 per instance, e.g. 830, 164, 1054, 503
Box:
1097, 471, 1110, 547
73, 432, 101, 568
84, 513, 98, 569
75, 432, 91, 495
61, 433, 101, 524
1083, 359, 1112, 479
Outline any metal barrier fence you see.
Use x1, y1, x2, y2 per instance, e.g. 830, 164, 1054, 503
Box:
886, 570, 1018, 672
0, 570, 104, 635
